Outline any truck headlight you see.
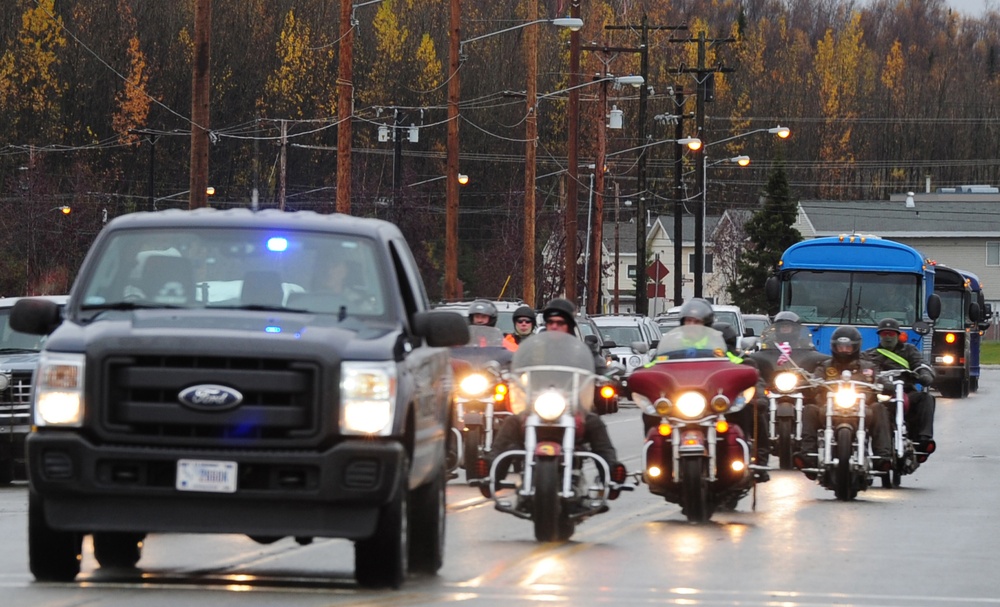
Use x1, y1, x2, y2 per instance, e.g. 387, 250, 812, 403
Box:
34, 352, 85, 427
341, 361, 397, 436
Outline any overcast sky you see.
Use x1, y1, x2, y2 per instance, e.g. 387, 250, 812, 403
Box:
946, 0, 992, 15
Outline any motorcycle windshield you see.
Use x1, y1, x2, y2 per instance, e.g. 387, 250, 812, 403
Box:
751, 321, 825, 381
758, 320, 815, 351
508, 331, 595, 415
656, 325, 727, 360
450, 325, 512, 369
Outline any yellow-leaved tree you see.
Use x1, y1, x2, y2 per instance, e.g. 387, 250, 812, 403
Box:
112, 35, 151, 145
261, 9, 329, 119
0, 0, 68, 141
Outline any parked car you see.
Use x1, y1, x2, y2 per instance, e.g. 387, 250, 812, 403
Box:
660, 304, 754, 352
591, 314, 663, 375
0, 295, 68, 484
12, 209, 469, 588
433, 298, 527, 334
742, 313, 772, 351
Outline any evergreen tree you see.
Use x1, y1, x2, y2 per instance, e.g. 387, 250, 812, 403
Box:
727, 162, 801, 314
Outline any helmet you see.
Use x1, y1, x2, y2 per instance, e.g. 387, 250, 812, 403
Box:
774, 311, 800, 323
467, 299, 498, 326
713, 321, 739, 353
830, 325, 862, 363
512, 305, 537, 332
877, 317, 901, 334
678, 298, 714, 327
541, 298, 577, 332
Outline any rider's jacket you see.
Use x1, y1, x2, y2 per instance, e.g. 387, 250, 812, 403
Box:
862, 342, 934, 390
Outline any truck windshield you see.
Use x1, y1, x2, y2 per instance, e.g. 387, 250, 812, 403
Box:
76, 228, 389, 319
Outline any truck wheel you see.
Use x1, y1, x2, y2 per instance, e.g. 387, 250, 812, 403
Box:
408, 464, 445, 574
0, 456, 13, 485
28, 491, 81, 582
93, 532, 144, 569
355, 458, 409, 589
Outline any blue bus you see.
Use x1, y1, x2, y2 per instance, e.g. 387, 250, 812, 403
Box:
957, 270, 991, 393
930, 265, 977, 398
765, 234, 940, 356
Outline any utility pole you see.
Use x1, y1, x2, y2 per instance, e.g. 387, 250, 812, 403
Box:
336, 0, 353, 214
672, 31, 734, 298
564, 0, 581, 304
606, 16, 686, 315
252, 117, 260, 210
523, 0, 538, 308
279, 119, 287, 210
672, 87, 689, 306
613, 181, 620, 313
189, 0, 211, 209
444, 0, 460, 300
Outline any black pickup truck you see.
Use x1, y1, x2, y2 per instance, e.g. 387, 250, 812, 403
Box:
12, 208, 468, 588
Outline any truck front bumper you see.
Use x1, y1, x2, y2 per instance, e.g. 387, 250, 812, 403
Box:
28, 432, 406, 540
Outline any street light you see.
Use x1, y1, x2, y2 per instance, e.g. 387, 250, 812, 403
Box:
692, 126, 790, 297
445, 10, 584, 300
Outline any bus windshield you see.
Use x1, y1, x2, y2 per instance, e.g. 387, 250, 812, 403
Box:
782, 270, 921, 326
934, 291, 965, 330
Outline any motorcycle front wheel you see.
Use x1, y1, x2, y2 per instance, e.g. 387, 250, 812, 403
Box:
681, 458, 710, 522
532, 458, 566, 542
834, 426, 856, 501
463, 427, 482, 481
777, 418, 794, 469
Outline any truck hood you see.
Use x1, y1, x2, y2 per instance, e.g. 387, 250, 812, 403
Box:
44, 309, 401, 362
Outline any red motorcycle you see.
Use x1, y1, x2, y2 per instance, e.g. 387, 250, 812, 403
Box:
629, 326, 760, 522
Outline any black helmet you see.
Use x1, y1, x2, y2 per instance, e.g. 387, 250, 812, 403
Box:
774, 311, 800, 323
830, 325, 862, 363
678, 298, 714, 327
467, 299, 498, 326
541, 298, 577, 332
877, 317, 901, 334
512, 305, 537, 330
713, 321, 739, 353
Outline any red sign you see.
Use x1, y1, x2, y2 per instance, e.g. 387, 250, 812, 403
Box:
647, 284, 666, 298
647, 260, 669, 282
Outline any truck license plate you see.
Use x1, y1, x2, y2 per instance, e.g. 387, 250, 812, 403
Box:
176, 459, 238, 493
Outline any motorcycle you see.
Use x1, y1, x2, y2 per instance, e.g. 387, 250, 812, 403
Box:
628, 325, 760, 522
480, 331, 630, 542
795, 368, 880, 501
448, 325, 513, 481
875, 368, 923, 488
585, 334, 625, 415
748, 321, 827, 469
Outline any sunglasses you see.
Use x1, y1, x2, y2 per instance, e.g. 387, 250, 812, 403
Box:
515, 318, 534, 324
545, 319, 568, 327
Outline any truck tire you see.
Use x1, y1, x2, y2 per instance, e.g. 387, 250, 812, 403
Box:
355, 457, 409, 588
28, 491, 81, 582
408, 464, 445, 574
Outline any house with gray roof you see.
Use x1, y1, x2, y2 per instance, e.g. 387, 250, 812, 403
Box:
794, 190, 1000, 304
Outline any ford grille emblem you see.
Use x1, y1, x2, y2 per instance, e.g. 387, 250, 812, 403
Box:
178, 385, 243, 411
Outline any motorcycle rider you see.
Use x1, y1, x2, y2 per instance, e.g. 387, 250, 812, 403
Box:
503, 305, 536, 350
714, 321, 771, 483
795, 326, 893, 478
770, 311, 814, 349
862, 318, 937, 460
486, 298, 624, 491
468, 299, 498, 327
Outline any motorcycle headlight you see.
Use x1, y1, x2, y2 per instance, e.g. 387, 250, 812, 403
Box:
834, 386, 858, 409
675, 391, 707, 418
341, 361, 397, 436
459, 373, 489, 397
533, 390, 567, 421
773, 372, 799, 393
741, 386, 756, 402
34, 352, 86, 427
877, 393, 891, 402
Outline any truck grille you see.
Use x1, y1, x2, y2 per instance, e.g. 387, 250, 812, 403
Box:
0, 373, 33, 424
103, 354, 322, 445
